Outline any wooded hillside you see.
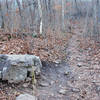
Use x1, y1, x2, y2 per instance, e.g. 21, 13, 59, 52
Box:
0, 0, 100, 100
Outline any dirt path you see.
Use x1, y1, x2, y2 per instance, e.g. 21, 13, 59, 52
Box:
36, 61, 73, 100
36, 30, 81, 100
66, 29, 100, 100
36, 30, 83, 100
36, 29, 100, 100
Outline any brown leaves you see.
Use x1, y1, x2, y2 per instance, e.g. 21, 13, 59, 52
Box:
16, 8, 19, 13
5, 13, 9, 16
0, 38, 29, 54
0, 31, 71, 62
79, 37, 100, 64
53, 5, 62, 11
0, 89, 17, 100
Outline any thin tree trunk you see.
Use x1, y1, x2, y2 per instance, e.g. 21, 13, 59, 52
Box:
75, 0, 81, 17
37, 0, 43, 35
93, 0, 99, 41
6, 0, 11, 31
0, 1, 4, 29
27, 0, 34, 31
16, 0, 24, 32
62, 0, 65, 31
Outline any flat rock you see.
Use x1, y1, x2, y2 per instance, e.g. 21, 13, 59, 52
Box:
22, 83, 30, 88
0, 54, 42, 83
71, 88, 80, 93
58, 88, 67, 95
39, 81, 49, 87
54, 59, 61, 64
16, 94, 37, 100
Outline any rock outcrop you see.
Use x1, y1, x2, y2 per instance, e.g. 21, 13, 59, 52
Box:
0, 54, 42, 83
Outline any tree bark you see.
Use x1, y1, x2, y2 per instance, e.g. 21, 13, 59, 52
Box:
16, 0, 24, 31
93, 0, 99, 35
62, 0, 65, 31
37, 0, 43, 35
0, 1, 4, 29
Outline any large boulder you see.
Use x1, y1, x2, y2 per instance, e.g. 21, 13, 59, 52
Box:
0, 54, 42, 83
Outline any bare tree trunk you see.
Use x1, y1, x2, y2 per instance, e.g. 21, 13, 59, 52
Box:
27, 0, 34, 32
83, 4, 89, 38
62, 0, 65, 31
6, 0, 11, 31
93, 0, 99, 41
0, 1, 4, 29
74, 0, 81, 18
16, 0, 24, 32
37, 0, 43, 35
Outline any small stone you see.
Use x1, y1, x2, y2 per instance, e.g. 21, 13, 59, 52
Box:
15, 91, 21, 96
59, 85, 62, 88
58, 89, 67, 95
22, 83, 29, 88
96, 86, 100, 92
55, 64, 58, 66
76, 57, 81, 61
39, 82, 49, 87
71, 88, 80, 93
77, 62, 83, 67
26, 78, 32, 82
50, 81, 55, 85
16, 94, 37, 100
50, 93, 55, 96
64, 71, 70, 75
41, 75, 47, 80
54, 59, 61, 64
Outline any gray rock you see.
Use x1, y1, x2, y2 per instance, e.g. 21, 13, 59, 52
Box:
77, 62, 83, 67
54, 59, 61, 64
22, 83, 30, 88
64, 71, 70, 76
96, 86, 100, 92
71, 88, 80, 93
58, 88, 67, 95
26, 77, 32, 82
0, 54, 42, 83
3, 66, 27, 83
39, 81, 49, 87
16, 94, 37, 100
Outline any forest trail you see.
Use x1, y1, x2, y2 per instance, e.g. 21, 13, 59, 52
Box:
36, 29, 100, 100
36, 30, 82, 100
66, 29, 100, 100
37, 62, 72, 100
0, 27, 99, 100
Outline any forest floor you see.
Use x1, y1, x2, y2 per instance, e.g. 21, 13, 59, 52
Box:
0, 23, 100, 100
36, 26, 100, 100
65, 28, 100, 100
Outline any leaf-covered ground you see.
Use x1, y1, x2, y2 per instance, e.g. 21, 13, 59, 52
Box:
66, 28, 100, 100
0, 23, 100, 100
0, 32, 71, 62
0, 30, 71, 100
